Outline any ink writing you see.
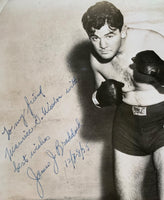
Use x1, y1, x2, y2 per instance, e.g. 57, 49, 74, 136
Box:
27, 162, 51, 199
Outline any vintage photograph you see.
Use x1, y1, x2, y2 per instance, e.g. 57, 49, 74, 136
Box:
0, 0, 164, 200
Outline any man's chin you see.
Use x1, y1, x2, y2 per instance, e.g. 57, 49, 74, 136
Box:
98, 53, 114, 60
91, 48, 116, 63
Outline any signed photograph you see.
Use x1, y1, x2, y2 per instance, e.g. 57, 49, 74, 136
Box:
0, 0, 164, 200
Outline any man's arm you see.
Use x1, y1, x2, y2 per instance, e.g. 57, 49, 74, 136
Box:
91, 64, 106, 108
90, 53, 106, 88
90, 54, 124, 108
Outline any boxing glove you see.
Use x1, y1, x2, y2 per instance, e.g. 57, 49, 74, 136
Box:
94, 79, 124, 107
131, 50, 164, 85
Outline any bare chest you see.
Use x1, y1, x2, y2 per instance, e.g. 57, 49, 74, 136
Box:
97, 58, 135, 92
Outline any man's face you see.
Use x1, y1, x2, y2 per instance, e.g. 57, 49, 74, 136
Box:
90, 24, 122, 60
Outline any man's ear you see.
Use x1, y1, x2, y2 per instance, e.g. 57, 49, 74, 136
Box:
121, 25, 127, 39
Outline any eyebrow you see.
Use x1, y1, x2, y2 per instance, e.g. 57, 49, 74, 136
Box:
105, 31, 115, 36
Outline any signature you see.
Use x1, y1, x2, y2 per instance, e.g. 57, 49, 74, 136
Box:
55, 118, 81, 157
1, 77, 88, 199
26, 118, 89, 199
28, 141, 90, 199
46, 150, 59, 174
27, 162, 51, 199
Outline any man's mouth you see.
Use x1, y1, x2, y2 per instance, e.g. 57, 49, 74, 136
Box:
99, 50, 111, 54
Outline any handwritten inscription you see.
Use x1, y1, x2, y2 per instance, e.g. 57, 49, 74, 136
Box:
2, 85, 46, 140
13, 154, 29, 173
66, 77, 78, 94
26, 118, 89, 199
4, 77, 77, 162
41, 96, 62, 116
12, 135, 50, 173
30, 136, 51, 159
65, 142, 89, 169
27, 139, 89, 199
27, 162, 51, 199
2, 77, 77, 141
55, 118, 81, 156
2, 77, 91, 199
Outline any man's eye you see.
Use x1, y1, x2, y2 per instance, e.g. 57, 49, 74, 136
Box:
106, 35, 113, 39
90, 36, 99, 42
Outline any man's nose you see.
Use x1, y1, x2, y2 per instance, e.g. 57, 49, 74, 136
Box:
100, 39, 107, 49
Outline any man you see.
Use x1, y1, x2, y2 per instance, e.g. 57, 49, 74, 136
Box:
82, 1, 164, 200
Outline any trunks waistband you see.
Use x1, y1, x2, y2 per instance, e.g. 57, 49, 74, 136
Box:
121, 101, 164, 116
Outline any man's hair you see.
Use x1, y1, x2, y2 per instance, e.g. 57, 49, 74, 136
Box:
82, 1, 124, 37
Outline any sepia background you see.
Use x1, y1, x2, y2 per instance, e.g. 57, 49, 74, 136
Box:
0, 0, 164, 199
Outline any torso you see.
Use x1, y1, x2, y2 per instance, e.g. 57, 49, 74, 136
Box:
91, 28, 164, 106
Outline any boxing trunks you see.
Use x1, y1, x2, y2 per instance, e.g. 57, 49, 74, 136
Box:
113, 101, 164, 156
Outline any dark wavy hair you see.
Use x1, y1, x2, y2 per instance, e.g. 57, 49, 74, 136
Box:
82, 1, 124, 36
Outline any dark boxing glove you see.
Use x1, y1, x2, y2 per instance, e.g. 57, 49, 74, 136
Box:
130, 50, 164, 93
95, 79, 124, 107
